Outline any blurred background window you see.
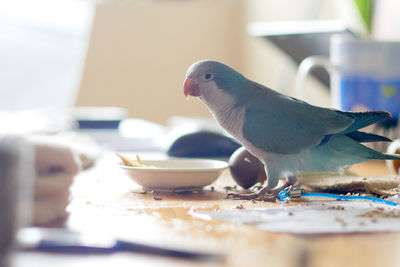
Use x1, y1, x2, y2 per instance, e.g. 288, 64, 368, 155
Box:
0, 0, 94, 112
2, 0, 400, 127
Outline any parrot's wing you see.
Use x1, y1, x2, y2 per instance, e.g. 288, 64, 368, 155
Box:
241, 91, 390, 154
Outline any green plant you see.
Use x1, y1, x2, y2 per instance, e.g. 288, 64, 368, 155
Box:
353, 0, 374, 34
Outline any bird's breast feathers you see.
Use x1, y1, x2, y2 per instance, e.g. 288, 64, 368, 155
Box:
199, 81, 234, 112
197, 82, 279, 160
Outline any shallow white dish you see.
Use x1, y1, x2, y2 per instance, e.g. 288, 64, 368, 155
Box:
119, 159, 229, 192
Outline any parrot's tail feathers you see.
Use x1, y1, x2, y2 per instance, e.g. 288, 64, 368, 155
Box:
338, 110, 391, 133
337, 135, 400, 161
345, 131, 392, 143
379, 152, 400, 161
336, 136, 400, 161
306, 135, 400, 172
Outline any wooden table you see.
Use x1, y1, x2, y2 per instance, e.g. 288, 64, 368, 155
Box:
13, 155, 400, 267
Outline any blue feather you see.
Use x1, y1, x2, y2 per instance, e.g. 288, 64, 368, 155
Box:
336, 110, 391, 133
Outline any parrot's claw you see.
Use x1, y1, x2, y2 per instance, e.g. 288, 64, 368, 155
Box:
226, 191, 277, 202
226, 180, 298, 202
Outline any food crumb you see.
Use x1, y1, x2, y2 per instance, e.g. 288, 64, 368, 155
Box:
211, 204, 220, 211
359, 209, 400, 218
116, 153, 156, 168
327, 206, 345, 210
224, 185, 238, 191
132, 190, 147, 194
189, 206, 197, 213
235, 204, 245, 210
334, 217, 347, 227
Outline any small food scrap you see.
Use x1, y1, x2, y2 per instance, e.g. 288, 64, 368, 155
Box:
153, 196, 163, 201
132, 189, 147, 195
116, 153, 135, 166
224, 185, 238, 192
235, 204, 245, 210
327, 206, 345, 211
189, 206, 197, 213
211, 204, 220, 211
359, 209, 400, 218
116, 153, 155, 168
345, 192, 362, 197
334, 217, 347, 227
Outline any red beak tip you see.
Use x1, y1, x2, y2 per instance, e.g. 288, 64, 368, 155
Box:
183, 78, 200, 97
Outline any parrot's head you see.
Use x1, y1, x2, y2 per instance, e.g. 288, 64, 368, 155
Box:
183, 60, 246, 109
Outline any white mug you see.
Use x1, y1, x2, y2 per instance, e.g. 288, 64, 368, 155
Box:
297, 35, 400, 118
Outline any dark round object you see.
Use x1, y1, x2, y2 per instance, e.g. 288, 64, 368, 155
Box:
167, 131, 241, 158
228, 147, 267, 189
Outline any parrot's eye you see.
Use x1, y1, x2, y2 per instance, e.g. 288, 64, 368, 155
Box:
203, 73, 213, 80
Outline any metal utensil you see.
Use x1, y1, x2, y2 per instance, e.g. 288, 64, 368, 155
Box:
17, 227, 223, 262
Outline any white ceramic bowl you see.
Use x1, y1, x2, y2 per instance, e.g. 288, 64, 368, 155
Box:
119, 158, 228, 191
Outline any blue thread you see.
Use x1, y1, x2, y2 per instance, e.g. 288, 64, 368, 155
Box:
278, 189, 399, 206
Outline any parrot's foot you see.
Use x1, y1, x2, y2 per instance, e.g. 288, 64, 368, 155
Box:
227, 191, 276, 201
227, 186, 281, 201
227, 180, 296, 202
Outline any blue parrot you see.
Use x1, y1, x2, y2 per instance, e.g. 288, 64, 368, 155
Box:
183, 60, 400, 200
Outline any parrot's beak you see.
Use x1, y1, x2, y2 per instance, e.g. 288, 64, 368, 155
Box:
183, 78, 200, 98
